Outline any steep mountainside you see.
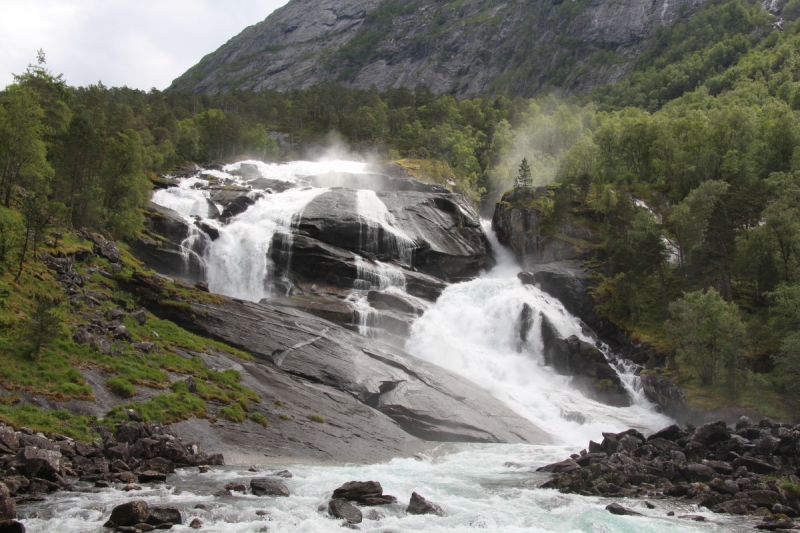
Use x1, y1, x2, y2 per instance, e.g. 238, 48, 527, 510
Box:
169, 0, 710, 97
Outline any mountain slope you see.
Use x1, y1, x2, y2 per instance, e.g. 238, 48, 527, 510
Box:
168, 0, 708, 97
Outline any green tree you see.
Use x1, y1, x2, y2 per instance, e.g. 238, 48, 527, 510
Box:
515, 158, 532, 189
96, 130, 152, 238
666, 180, 729, 269
0, 85, 53, 206
667, 289, 745, 394
23, 295, 61, 359
769, 284, 800, 397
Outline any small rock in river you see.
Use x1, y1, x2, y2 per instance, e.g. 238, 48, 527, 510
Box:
606, 503, 642, 516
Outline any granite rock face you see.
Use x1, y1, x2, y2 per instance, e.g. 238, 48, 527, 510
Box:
123, 271, 553, 456
168, 0, 706, 98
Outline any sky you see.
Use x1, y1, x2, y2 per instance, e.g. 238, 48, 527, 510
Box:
0, 0, 290, 90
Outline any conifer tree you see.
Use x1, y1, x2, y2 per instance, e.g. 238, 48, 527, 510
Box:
516, 158, 532, 189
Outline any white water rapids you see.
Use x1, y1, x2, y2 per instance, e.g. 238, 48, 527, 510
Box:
27, 160, 750, 531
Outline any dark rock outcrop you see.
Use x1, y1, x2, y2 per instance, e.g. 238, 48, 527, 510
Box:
539, 316, 630, 406
128, 204, 205, 284
295, 188, 492, 280
492, 191, 594, 268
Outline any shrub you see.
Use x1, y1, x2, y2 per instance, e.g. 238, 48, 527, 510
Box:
106, 377, 137, 398
250, 412, 268, 427
309, 414, 325, 424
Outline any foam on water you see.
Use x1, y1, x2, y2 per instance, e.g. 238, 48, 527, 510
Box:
22, 445, 751, 533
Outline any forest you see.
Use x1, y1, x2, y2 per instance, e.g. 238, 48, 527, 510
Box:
1, 0, 799, 417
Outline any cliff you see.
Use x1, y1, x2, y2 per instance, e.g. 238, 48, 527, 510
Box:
168, 0, 706, 97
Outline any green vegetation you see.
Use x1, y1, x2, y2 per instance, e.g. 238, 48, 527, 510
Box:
106, 393, 207, 425
0, 402, 95, 441
106, 377, 137, 398
250, 411, 268, 427
219, 404, 246, 423
278, 414, 291, 421
309, 414, 325, 424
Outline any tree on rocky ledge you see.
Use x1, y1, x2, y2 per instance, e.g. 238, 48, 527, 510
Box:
667, 289, 745, 396
515, 158, 532, 190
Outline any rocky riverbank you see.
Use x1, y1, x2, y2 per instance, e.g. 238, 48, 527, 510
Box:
0, 421, 222, 532
538, 417, 800, 529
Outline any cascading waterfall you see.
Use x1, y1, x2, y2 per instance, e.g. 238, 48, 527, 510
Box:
405, 221, 672, 445
151, 161, 360, 301
31, 159, 739, 533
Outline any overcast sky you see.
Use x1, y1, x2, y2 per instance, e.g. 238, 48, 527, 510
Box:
0, 0, 289, 90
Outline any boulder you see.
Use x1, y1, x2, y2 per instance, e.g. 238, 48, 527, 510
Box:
14, 447, 62, 481
130, 308, 148, 326
682, 464, 716, 482
332, 481, 396, 505
109, 500, 149, 527
224, 482, 247, 493
606, 503, 642, 516
0, 428, 18, 455
147, 506, 183, 526
328, 498, 362, 524
647, 424, 688, 442
0, 484, 15, 520
733, 457, 777, 475
138, 471, 167, 483
406, 492, 445, 516
0, 521, 24, 533
250, 478, 290, 497
691, 421, 729, 447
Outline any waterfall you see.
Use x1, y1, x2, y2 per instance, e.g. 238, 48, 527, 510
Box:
151, 161, 363, 301
405, 221, 671, 445
153, 160, 671, 444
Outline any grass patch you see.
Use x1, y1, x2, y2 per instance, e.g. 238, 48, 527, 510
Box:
106, 392, 207, 425
274, 400, 284, 407
0, 403, 96, 441
106, 377, 137, 398
278, 414, 291, 421
219, 404, 246, 423
309, 414, 325, 424
250, 412, 268, 427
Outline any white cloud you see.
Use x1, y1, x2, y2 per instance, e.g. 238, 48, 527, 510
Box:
0, 0, 289, 90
